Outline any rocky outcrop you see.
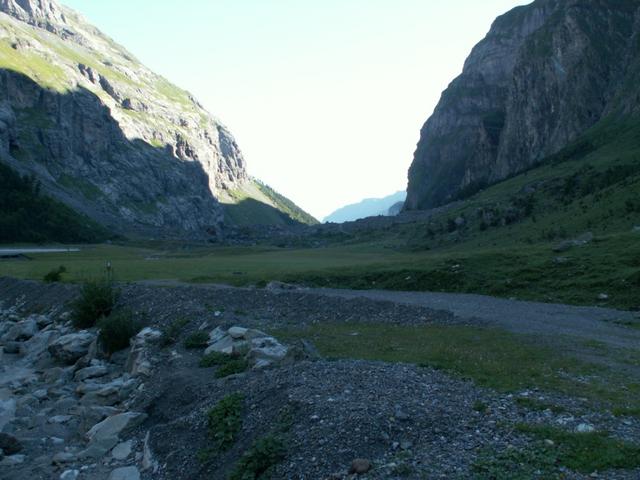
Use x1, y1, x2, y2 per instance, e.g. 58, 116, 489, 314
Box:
405, 0, 640, 210
0, 0, 249, 237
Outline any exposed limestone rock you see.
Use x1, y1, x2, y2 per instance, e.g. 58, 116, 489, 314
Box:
48, 331, 95, 364
0, 0, 249, 238
406, 0, 640, 210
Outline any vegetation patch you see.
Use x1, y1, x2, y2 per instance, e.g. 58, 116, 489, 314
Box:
0, 162, 109, 244
515, 423, 640, 473
199, 393, 244, 461
159, 317, 190, 347
472, 443, 560, 479
273, 323, 640, 414
199, 351, 249, 378
183, 331, 209, 349
71, 280, 119, 329
229, 435, 286, 480
98, 309, 140, 354
43, 265, 66, 283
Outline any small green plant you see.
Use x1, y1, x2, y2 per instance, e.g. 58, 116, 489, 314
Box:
160, 317, 190, 346
199, 351, 232, 367
43, 265, 66, 283
207, 393, 244, 452
71, 280, 119, 328
97, 309, 140, 354
472, 444, 560, 479
199, 351, 249, 377
184, 331, 209, 349
216, 358, 249, 378
515, 423, 640, 473
473, 400, 489, 413
229, 435, 286, 480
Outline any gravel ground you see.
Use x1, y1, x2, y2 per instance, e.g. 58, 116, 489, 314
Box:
1, 277, 640, 479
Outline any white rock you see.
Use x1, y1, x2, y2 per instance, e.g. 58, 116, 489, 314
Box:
52, 451, 76, 464
75, 364, 108, 382
207, 326, 226, 344
111, 440, 133, 460
228, 326, 248, 339
575, 423, 596, 433
204, 335, 234, 355
48, 331, 95, 364
0, 454, 25, 465
87, 412, 147, 443
108, 466, 140, 480
60, 470, 80, 480
134, 327, 162, 345
49, 415, 72, 424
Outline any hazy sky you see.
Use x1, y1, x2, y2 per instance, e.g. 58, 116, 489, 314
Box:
62, 0, 528, 220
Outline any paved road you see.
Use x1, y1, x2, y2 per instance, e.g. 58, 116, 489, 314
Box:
305, 288, 640, 349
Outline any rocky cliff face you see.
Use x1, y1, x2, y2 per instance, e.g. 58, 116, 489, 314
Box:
0, 0, 249, 237
405, 0, 640, 210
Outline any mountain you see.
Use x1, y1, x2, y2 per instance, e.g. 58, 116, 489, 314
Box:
0, 0, 314, 241
323, 191, 406, 223
405, 0, 640, 210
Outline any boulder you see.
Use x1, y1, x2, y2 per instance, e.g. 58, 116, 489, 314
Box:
48, 331, 96, 364
1, 317, 38, 342
349, 458, 372, 474
74, 364, 108, 382
87, 412, 147, 443
108, 466, 140, 480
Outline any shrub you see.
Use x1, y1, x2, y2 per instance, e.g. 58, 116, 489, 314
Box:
207, 393, 244, 452
229, 435, 286, 480
199, 351, 231, 368
184, 331, 209, 349
200, 351, 249, 377
43, 265, 66, 283
216, 358, 249, 378
71, 280, 118, 329
98, 310, 140, 354
160, 317, 190, 347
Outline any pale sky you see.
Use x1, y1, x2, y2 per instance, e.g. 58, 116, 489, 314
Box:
63, 0, 529, 219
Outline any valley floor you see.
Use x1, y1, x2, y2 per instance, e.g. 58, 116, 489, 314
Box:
0, 278, 639, 479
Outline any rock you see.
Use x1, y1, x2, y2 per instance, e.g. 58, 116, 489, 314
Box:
0, 453, 25, 465
60, 470, 80, 480
52, 451, 76, 464
0, 317, 38, 342
597, 293, 609, 301
204, 335, 234, 355
48, 415, 72, 424
575, 423, 596, 433
228, 326, 249, 339
0, 398, 17, 433
111, 440, 132, 460
266, 281, 298, 290
87, 412, 147, 444
0, 432, 22, 455
633, 226, 640, 233
247, 336, 288, 368
33, 388, 48, 400
74, 364, 108, 382
207, 326, 225, 344
48, 331, 96, 364
141, 430, 157, 472
134, 327, 162, 345
349, 458, 372, 474
108, 466, 141, 480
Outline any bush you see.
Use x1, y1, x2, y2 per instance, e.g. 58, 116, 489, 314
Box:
71, 280, 119, 329
184, 331, 209, 349
98, 310, 140, 354
207, 393, 244, 452
229, 435, 286, 480
216, 358, 249, 378
160, 317, 190, 347
43, 265, 66, 283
